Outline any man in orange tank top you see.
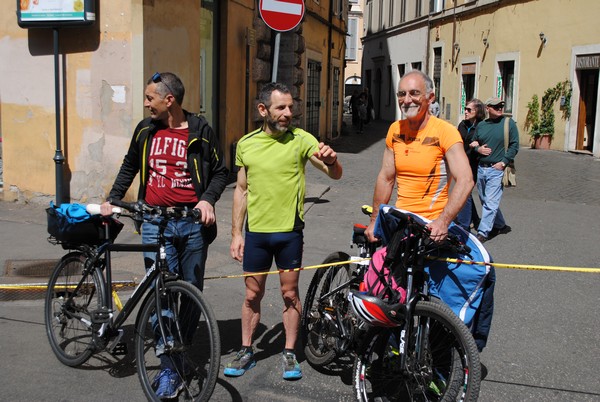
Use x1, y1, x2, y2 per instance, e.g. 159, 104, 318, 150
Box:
365, 70, 473, 242
364, 71, 495, 353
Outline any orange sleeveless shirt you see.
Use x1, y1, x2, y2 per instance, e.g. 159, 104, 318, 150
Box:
385, 116, 463, 220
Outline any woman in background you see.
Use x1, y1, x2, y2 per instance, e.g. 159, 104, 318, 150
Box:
455, 98, 486, 232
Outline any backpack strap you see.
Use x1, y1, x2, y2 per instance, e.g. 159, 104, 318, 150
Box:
503, 117, 509, 153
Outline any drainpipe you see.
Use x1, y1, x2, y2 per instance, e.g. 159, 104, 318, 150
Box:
451, 3, 457, 67
327, 0, 333, 139
425, 14, 432, 72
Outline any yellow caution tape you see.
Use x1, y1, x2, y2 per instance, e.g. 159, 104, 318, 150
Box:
427, 256, 600, 273
204, 258, 371, 280
2, 256, 598, 293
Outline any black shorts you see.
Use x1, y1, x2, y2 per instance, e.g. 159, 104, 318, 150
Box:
243, 231, 304, 272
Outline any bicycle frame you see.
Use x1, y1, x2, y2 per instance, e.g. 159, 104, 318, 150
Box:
312, 226, 378, 353
368, 217, 464, 375
67, 215, 180, 353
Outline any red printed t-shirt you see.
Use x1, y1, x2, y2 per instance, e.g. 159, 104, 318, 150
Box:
385, 116, 463, 220
145, 127, 198, 207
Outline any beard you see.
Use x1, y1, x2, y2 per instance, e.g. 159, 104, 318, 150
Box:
265, 114, 290, 133
401, 103, 421, 119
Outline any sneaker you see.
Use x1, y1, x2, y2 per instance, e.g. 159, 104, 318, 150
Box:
282, 351, 302, 380
476, 234, 487, 243
223, 348, 256, 377
152, 368, 184, 399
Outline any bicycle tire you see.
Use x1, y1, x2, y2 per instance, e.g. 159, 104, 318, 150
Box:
353, 300, 481, 402
44, 251, 106, 367
302, 251, 356, 367
136, 280, 221, 402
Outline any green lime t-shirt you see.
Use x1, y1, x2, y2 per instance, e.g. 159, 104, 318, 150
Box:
236, 127, 319, 232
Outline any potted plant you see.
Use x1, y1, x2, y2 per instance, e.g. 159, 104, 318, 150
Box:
524, 94, 544, 148
525, 80, 572, 150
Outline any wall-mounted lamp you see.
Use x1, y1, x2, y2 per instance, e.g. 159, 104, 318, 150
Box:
454, 42, 460, 52
539, 32, 547, 47
482, 37, 489, 48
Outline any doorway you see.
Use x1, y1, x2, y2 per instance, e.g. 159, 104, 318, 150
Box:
576, 68, 598, 152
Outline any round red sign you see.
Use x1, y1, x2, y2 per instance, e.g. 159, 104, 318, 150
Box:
259, 0, 305, 32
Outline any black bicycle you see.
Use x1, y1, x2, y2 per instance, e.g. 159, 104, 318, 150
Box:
301, 206, 377, 367
44, 199, 220, 401
350, 208, 481, 401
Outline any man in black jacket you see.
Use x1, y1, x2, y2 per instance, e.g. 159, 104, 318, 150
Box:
102, 71, 227, 286
100, 72, 227, 398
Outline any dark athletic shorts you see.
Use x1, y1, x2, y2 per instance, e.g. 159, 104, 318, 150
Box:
243, 230, 304, 272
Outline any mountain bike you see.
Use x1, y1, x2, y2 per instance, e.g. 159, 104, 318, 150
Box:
350, 208, 481, 401
44, 200, 220, 401
301, 206, 378, 367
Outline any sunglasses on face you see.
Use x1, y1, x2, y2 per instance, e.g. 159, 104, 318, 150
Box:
151, 72, 174, 96
465, 107, 473, 112
397, 89, 423, 101
489, 104, 504, 110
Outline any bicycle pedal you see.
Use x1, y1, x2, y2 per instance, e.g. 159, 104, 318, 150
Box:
110, 342, 128, 356
91, 307, 113, 324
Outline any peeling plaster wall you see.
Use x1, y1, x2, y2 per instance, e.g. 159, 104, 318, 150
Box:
1, 2, 139, 203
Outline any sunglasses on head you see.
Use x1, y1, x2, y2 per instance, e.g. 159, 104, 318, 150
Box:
151, 72, 174, 95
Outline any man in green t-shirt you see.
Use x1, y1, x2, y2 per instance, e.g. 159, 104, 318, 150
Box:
224, 82, 342, 380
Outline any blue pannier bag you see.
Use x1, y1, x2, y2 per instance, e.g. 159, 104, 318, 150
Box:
373, 204, 492, 328
46, 202, 123, 246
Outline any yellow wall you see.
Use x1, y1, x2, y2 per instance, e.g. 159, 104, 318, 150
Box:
220, 0, 256, 163
2, 2, 137, 202
431, 0, 600, 149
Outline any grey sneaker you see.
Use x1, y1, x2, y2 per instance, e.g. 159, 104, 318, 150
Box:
223, 348, 256, 377
282, 351, 302, 380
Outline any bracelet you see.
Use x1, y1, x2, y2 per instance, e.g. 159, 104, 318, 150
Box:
324, 157, 337, 167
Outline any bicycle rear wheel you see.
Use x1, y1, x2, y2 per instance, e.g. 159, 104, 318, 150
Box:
353, 300, 481, 401
136, 280, 220, 402
44, 251, 105, 366
302, 252, 357, 367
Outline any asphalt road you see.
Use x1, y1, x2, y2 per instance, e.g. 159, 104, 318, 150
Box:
1, 118, 599, 401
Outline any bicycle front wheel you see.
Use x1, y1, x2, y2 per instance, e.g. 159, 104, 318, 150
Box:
44, 251, 105, 366
302, 252, 356, 367
353, 300, 481, 402
136, 280, 220, 402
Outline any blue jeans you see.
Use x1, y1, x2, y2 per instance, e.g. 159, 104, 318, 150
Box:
476, 166, 506, 237
142, 216, 209, 291
455, 193, 479, 231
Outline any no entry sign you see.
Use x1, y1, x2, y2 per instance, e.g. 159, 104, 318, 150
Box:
259, 0, 305, 32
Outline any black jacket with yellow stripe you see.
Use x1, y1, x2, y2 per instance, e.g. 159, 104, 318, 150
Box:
108, 111, 228, 208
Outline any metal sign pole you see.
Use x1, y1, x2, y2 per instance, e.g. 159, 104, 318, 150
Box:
271, 32, 281, 82
53, 27, 65, 205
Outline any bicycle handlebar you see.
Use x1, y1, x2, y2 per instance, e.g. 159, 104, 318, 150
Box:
387, 208, 471, 255
87, 199, 202, 221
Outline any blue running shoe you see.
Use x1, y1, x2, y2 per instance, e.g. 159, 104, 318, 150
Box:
152, 368, 184, 399
224, 348, 256, 377
282, 351, 302, 380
